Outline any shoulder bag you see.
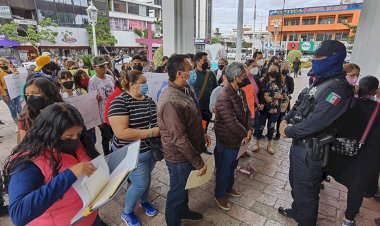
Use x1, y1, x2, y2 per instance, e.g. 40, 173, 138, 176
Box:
332, 102, 379, 156
145, 98, 164, 161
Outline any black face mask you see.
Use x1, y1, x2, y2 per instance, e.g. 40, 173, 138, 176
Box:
58, 138, 80, 155
133, 65, 143, 71
269, 72, 280, 79
202, 62, 209, 71
0, 65, 9, 71
27, 95, 47, 113
62, 81, 74, 89
282, 69, 289, 76
218, 65, 224, 70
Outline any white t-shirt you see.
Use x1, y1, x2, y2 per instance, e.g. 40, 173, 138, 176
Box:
60, 90, 79, 99
88, 74, 115, 123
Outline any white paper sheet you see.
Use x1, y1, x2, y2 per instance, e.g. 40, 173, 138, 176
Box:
4, 73, 28, 99
237, 141, 250, 160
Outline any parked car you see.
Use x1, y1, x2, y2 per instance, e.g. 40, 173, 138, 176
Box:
22, 60, 36, 70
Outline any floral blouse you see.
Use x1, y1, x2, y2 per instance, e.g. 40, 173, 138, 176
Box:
260, 80, 283, 114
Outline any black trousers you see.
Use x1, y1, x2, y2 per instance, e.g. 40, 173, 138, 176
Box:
289, 142, 323, 226
345, 190, 363, 221
99, 123, 113, 156
201, 108, 212, 131
275, 111, 287, 136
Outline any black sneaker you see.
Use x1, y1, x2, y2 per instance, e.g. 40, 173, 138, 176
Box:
181, 210, 203, 222
278, 207, 294, 219
0, 120, 4, 125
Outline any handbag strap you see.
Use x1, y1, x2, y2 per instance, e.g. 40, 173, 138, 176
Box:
360, 102, 379, 144
197, 70, 210, 100
147, 97, 152, 129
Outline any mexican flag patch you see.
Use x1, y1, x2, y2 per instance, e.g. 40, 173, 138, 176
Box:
326, 92, 341, 106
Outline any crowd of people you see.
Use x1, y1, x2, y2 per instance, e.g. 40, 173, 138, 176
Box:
0, 39, 379, 226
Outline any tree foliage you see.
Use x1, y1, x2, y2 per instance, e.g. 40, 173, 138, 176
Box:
153, 45, 164, 68
86, 16, 117, 48
0, 18, 60, 52
287, 50, 302, 63
342, 21, 357, 44
210, 37, 221, 44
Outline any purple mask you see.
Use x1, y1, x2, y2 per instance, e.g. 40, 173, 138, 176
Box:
346, 76, 358, 86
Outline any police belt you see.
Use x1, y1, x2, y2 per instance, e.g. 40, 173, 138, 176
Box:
294, 138, 312, 144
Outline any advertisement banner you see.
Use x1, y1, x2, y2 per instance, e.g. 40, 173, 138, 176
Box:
299, 41, 315, 52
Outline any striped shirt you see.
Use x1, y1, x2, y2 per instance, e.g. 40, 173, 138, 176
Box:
108, 92, 157, 152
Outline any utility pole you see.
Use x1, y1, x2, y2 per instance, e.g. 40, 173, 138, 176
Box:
235, 0, 244, 62
251, 0, 257, 56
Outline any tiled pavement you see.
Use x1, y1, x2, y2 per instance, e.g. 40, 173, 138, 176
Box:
1, 69, 380, 226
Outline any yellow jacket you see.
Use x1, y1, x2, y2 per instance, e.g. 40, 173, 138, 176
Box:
0, 69, 7, 97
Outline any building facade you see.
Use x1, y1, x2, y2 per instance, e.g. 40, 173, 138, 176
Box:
267, 3, 362, 54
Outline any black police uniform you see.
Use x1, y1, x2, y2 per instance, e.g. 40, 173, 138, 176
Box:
282, 75, 354, 226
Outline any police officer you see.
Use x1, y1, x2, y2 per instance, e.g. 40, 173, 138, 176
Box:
277, 40, 354, 226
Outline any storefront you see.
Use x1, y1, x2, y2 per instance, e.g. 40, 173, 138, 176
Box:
0, 34, 21, 65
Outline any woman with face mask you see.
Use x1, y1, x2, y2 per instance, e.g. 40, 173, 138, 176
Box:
344, 63, 361, 95
18, 77, 63, 144
4, 103, 104, 226
74, 70, 90, 95
326, 76, 380, 226
58, 70, 79, 99
253, 63, 283, 154
108, 70, 159, 226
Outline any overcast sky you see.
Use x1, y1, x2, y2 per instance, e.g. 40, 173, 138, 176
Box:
212, 0, 362, 34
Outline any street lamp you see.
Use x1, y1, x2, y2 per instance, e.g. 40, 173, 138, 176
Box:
87, 1, 98, 56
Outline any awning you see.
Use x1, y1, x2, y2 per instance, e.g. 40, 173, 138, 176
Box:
0, 34, 20, 47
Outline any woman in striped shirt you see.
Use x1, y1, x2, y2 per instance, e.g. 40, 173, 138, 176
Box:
108, 70, 159, 226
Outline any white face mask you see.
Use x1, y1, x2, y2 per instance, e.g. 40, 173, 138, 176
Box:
78, 63, 84, 67
250, 67, 259, 75
257, 59, 265, 67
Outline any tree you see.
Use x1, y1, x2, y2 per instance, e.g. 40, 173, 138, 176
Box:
210, 37, 221, 44
242, 40, 250, 49
153, 45, 163, 68
287, 50, 302, 63
0, 18, 61, 53
133, 28, 144, 38
342, 21, 357, 44
86, 16, 117, 53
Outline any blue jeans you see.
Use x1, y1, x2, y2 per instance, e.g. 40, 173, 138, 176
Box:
166, 161, 194, 226
214, 143, 239, 199
5, 93, 22, 124
121, 150, 156, 214
258, 111, 281, 140
253, 110, 262, 137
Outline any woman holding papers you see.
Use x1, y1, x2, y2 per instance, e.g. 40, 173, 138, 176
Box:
17, 77, 63, 144
109, 69, 159, 226
3, 103, 105, 226
213, 62, 253, 211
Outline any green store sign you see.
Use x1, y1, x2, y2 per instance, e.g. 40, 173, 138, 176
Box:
299, 41, 315, 52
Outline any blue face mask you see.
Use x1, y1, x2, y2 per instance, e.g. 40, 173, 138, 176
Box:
187, 70, 197, 87
311, 53, 345, 78
139, 83, 149, 95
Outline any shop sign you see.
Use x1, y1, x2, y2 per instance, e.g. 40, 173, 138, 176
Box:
62, 37, 78, 43
299, 41, 315, 52
194, 38, 206, 44
0, 5, 11, 19
287, 42, 299, 51
14, 19, 37, 26
269, 3, 362, 16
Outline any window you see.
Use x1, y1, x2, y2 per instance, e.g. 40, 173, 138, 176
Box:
300, 33, 314, 41
56, 0, 73, 4
335, 32, 349, 41
75, 14, 88, 25
282, 34, 287, 42
129, 19, 147, 30
319, 17, 335, 24
289, 33, 298, 41
110, 17, 129, 30
38, 10, 57, 21
338, 15, 353, 23
284, 18, 300, 26
128, 3, 139, 15
114, 0, 126, 13
139, 5, 147, 17
57, 12, 75, 25
316, 33, 333, 41
302, 17, 316, 25
73, 0, 87, 6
